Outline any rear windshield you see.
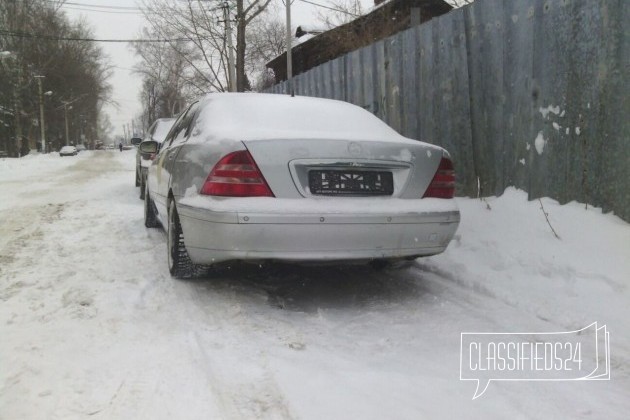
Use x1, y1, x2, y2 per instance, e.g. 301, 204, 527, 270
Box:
193, 94, 402, 142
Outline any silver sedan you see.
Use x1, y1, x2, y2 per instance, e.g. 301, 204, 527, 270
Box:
144, 93, 460, 278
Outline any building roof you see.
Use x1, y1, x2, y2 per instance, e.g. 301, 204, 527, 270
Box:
267, 0, 453, 82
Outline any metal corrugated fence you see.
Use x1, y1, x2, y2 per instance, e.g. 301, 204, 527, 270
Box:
266, 0, 629, 221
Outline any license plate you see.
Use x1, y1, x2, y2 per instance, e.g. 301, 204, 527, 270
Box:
309, 170, 394, 196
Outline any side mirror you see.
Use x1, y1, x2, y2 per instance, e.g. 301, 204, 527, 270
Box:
139, 140, 159, 154
130, 137, 143, 146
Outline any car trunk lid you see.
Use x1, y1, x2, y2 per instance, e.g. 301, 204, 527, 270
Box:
243, 138, 444, 199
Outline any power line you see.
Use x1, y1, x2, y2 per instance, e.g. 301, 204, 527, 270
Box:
60, 1, 144, 10
296, 0, 361, 17
58, 0, 360, 19
5, 1, 361, 40
31, 0, 204, 15
60, 6, 146, 15
36, 0, 362, 17
0, 30, 194, 43
38, 0, 145, 11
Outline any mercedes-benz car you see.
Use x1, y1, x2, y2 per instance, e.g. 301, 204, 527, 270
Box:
144, 93, 460, 278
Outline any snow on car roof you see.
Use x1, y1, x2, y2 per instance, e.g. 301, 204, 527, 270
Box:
191, 93, 417, 144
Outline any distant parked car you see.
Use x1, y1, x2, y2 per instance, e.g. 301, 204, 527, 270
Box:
135, 117, 176, 196
144, 93, 460, 278
59, 145, 78, 156
75, 144, 87, 153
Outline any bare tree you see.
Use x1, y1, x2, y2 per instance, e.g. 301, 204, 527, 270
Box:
245, 9, 285, 91
140, 0, 272, 93
314, 0, 474, 32
316, 0, 364, 30
132, 28, 193, 128
0, 0, 111, 154
233, 0, 272, 91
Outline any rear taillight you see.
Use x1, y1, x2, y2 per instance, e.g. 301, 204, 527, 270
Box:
423, 157, 455, 199
200, 150, 274, 197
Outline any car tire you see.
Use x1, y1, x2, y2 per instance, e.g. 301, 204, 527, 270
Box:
167, 200, 200, 279
144, 185, 159, 228
135, 167, 140, 187
139, 174, 145, 200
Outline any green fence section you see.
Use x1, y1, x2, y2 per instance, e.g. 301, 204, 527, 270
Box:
267, 0, 629, 221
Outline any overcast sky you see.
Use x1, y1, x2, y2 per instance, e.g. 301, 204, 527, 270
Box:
62, 0, 374, 138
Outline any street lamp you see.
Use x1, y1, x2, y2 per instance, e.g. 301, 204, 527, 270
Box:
64, 105, 72, 146
58, 94, 86, 146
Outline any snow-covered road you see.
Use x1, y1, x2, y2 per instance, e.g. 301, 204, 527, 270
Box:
1, 151, 628, 419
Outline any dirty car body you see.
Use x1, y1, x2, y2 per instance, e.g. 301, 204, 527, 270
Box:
145, 93, 460, 276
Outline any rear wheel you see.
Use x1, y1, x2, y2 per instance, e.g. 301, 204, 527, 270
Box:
167, 200, 200, 278
144, 184, 159, 228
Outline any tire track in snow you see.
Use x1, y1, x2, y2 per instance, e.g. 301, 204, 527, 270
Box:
0, 203, 65, 302
166, 277, 297, 420
0, 153, 125, 311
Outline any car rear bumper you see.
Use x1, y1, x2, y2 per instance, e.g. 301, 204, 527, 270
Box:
176, 197, 460, 265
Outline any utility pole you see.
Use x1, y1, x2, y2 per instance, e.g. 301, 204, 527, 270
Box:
285, 0, 293, 96
34, 75, 46, 153
222, 1, 237, 92
58, 94, 85, 146
78, 115, 85, 145
14, 65, 23, 155
63, 103, 70, 146
14, 89, 23, 155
